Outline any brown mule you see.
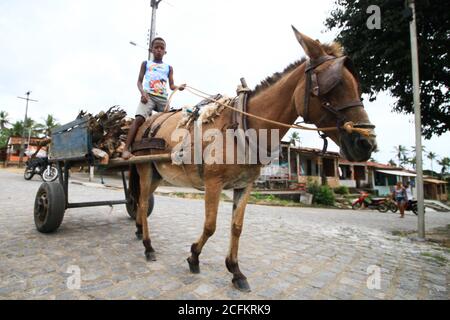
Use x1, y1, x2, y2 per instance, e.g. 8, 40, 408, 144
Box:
130, 27, 377, 292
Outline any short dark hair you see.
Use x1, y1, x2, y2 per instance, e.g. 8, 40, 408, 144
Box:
151, 37, 166, 47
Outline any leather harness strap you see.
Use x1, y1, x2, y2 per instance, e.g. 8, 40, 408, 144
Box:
303, 55, 368, 132
131, 110, 180, 153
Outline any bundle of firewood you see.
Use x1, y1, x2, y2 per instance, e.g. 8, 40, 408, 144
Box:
77, 106, 133, 162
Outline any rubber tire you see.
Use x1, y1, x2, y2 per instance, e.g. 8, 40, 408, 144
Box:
352, 202, 362, 210
42, 166, 59, 182
126, 192, 154, 220
34, 182, 66, 233
377, 203, 389, 213
389, 202, 398, 213
412, 204, 418, 215
24, 169, 34, 180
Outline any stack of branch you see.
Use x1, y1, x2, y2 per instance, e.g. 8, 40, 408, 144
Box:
77, 106, 132, 163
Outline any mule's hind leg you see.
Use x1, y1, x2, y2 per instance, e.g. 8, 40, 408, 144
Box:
187, 178, 223, 274
134, 164, 161, 240
136, 163, 161, 261
226, 184, 252, 292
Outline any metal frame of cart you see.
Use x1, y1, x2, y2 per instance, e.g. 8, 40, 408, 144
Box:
33, 116, 170, 233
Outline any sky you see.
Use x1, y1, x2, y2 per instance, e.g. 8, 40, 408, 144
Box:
0, 0, 448, 171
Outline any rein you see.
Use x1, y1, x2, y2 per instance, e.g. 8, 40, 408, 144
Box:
164, 82, 372, 138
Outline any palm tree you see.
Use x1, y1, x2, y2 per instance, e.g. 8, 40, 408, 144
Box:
427, 152, 438, 176
289, 131, 301, 147
400, 155, 410, 168
438, 157, 450, 176
9, 121, 24, 137
408, 157, 417, 170
388, 159, 397, 167
411, 145, 427, 156
37, 114, 60, 137
408, 145, 427, 170
0, 111, 11, 130
23, 118, 41, 137
393, 145, 408, 167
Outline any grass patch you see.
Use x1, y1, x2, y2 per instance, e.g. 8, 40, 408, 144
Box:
391, 230, 414, 237
420, 252, 448, 265
160, 190, 339, 208
249, 193, 304, 207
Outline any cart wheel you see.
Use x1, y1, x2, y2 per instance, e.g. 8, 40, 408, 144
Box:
34, 182, 66, 233
126, 192, 154, 220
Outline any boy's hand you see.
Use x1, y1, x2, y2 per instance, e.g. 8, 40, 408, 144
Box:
178, 84, 186, 91
141, 93, 150, 104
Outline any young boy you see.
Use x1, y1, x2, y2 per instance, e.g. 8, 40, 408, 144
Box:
122, 37, 185, 160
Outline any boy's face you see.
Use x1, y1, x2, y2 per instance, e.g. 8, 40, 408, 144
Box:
151, 40, 166, 60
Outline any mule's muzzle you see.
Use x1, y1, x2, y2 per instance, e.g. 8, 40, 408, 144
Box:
339, 127, 377, 162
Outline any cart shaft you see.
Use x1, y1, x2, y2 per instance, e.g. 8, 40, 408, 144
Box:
67, 200, 128, 209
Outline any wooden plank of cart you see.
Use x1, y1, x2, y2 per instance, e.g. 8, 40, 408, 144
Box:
33, 116, 171, 233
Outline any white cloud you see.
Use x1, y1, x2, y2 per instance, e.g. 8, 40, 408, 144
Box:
0, 0, 448, 171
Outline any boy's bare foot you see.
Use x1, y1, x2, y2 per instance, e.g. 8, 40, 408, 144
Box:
122, 150, 134, 160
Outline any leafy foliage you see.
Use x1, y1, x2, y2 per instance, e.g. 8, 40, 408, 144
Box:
307, 181, 336, 206
325, 0, 449, 138
334, 186, 350, 195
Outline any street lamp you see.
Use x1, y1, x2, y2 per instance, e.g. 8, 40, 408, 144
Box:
129, 41, 148, 51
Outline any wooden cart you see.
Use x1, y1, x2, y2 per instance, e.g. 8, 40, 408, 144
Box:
33, 117, 170, 233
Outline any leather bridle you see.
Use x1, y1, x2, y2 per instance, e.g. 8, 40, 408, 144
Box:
301, 55, 375, 135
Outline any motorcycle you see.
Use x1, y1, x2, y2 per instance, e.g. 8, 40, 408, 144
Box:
24, 157, 59, 182
388, 199, 418, 215
352, 192, 389, 212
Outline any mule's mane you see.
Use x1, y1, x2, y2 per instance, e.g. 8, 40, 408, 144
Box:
251, 42, 344, 97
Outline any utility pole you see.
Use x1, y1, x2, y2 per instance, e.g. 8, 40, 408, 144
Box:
408, 0, 425, 239
149, 0, 162, 60
17, 91, 38, 168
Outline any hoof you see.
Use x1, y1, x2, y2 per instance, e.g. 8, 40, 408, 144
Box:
145, 251, 156, 261
232, 278, 251, 292
135, 232, 143, 240
187, 258, 200, 274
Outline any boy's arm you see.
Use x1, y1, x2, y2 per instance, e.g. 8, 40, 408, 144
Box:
168, 66, 185, 91
138, 61, 149, 103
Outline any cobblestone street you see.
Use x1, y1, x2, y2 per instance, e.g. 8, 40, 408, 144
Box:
0, 169, 448, 300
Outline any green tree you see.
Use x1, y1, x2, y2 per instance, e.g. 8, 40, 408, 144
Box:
9, 121, 24, 137
393, 145, 408, 167
0, 111, 11, 130
23, 118, 41, 138
438, 157, 450, 175
408, 157, 416, 170
37, 114, 60, 137
427, 151, 438, 176
0, 130, 9, 148
289, 131, 301, 147
325, 0, 449, 138
388, 159, 397, 167
9, 118, 41, 138
409, 145, 426, 170
400, 155, 410, 168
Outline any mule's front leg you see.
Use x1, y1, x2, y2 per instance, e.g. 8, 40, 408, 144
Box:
136, 164, 157, 261
187, 178, 223, 274
226, 185, 252, 292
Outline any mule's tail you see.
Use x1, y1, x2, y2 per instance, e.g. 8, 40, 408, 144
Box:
128, 164, 140, 207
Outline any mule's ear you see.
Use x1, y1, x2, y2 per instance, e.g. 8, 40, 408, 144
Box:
291, 26, 326, 59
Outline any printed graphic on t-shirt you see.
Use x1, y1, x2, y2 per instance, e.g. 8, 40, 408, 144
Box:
144, 62, 170, 98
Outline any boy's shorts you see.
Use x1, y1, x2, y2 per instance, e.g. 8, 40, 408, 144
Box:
135, 94, 167, 118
